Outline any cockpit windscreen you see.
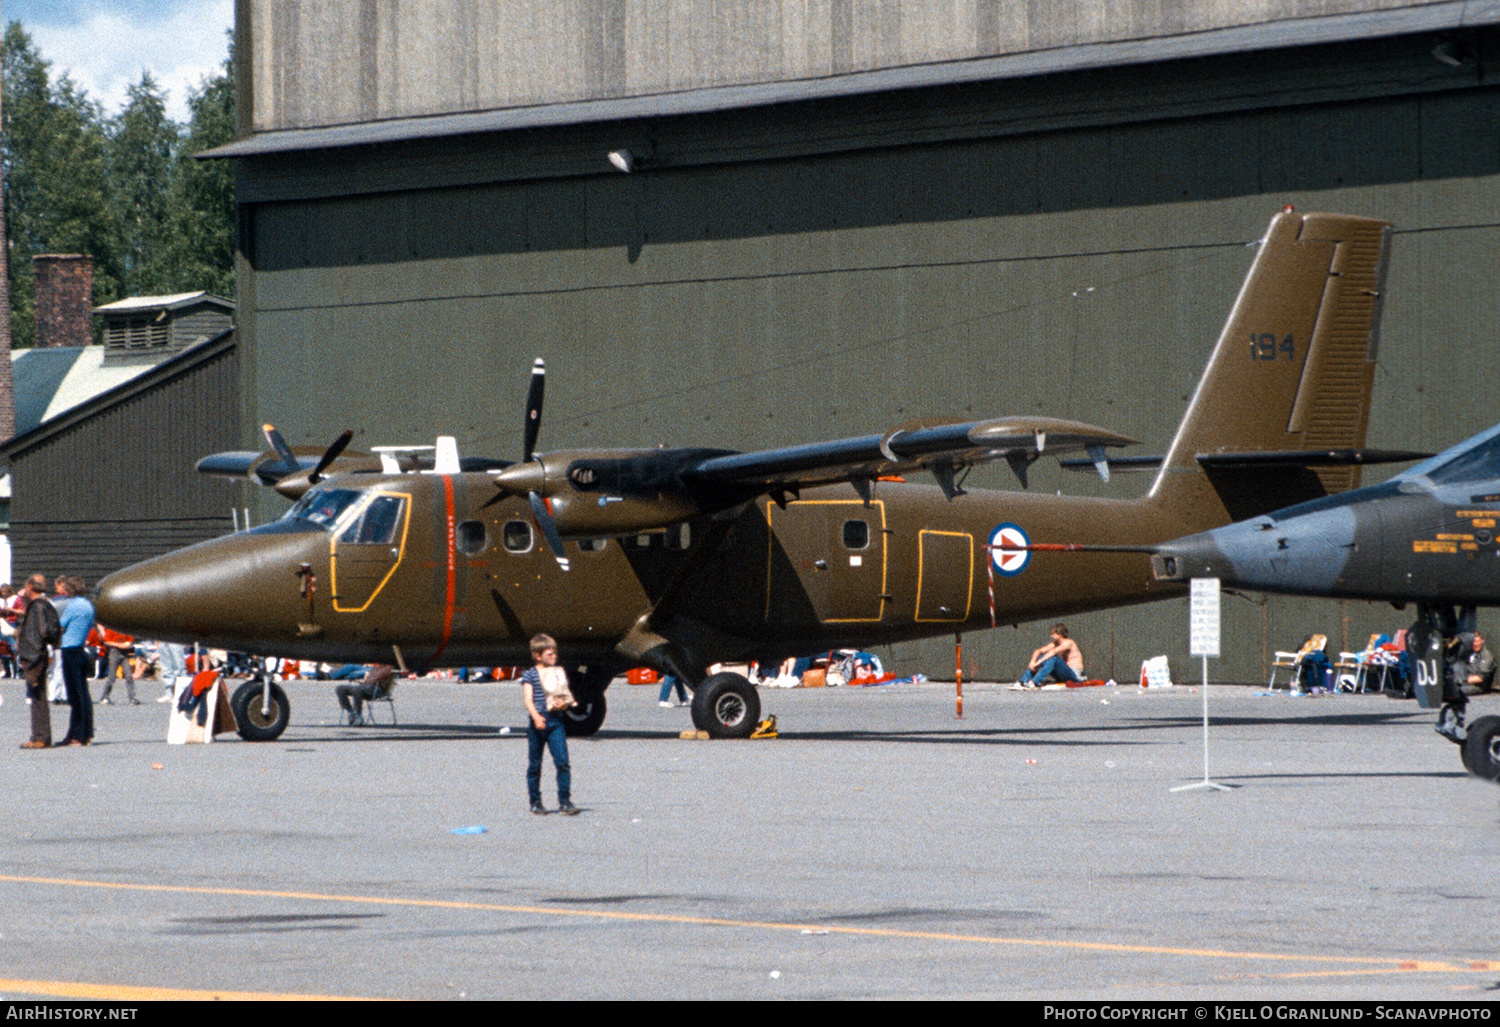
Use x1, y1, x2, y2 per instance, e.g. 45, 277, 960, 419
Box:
1423, 437, 1500, 486
282, 488, 362, 530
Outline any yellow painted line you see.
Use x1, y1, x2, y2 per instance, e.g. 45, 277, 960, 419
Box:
1253, 968, 1484, 980
1, 874, 1490, 977
0, 977, 372, 1001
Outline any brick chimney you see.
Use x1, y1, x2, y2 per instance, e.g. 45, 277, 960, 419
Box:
34, 254, 94, 348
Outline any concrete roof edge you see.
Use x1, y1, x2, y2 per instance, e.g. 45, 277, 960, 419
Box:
202, 2, 1497, 160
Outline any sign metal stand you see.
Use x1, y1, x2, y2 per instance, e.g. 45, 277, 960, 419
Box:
1172, 578, 1232, 793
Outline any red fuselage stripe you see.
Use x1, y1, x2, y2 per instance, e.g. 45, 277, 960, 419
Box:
432, 475, 457, 664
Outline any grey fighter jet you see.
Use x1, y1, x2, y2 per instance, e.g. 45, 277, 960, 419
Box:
1152, 422, 1500, 781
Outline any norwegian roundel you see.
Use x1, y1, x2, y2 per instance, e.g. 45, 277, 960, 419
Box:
989, 523, 1030, 577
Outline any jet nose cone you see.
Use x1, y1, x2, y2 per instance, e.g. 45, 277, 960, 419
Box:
1150, 533, 1225, 582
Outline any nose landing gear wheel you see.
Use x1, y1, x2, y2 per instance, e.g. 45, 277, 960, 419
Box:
691, 673, 761, 739
230, 680, 291, 741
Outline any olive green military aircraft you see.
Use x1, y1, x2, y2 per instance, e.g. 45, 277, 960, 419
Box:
1150, 420, 1500, 781
95, 209, 1396, 742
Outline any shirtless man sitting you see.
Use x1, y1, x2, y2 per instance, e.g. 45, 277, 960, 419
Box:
1017, 623, 1084, 688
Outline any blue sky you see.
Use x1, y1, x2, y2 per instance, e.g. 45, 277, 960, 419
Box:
5, 0, 234, 123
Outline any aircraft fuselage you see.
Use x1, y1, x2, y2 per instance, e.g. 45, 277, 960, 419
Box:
95, 470, 1197, 673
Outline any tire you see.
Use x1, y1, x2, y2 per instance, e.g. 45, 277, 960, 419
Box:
690, 672, 761, 739
562, 691, 606, 737
231, 680, 291, 742
1460, 715, 1500, 782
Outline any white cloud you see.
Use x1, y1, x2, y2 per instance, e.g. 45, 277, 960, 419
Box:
21, 1, 234, 124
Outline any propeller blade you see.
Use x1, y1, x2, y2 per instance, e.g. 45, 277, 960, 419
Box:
262, 423, 299, 477
528, 491, 571, 571
523, 358, 546, 463
309, 429, 355, 484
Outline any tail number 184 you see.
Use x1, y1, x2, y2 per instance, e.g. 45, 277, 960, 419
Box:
1250, 333, 1295, 361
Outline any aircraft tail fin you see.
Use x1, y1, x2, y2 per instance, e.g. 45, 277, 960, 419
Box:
1149, 210, 1392, 526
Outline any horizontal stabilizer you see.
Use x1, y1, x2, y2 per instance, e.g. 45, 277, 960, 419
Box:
1059, 455, 1165, 475
1060, 448, 1428, 475
1194, 448, 1431, 468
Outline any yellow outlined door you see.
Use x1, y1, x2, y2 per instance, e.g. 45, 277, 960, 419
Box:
330, 491, 411, 612
916, 529, 973, 622
766, 499, 887, 624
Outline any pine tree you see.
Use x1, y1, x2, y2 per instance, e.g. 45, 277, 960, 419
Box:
1, 22, 236, 348
2, 22, 122, 347
164, 35, 235, 299
108, 73, 180, 298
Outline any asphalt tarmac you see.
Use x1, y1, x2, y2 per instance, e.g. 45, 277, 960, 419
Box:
0, 676, 1495, 1002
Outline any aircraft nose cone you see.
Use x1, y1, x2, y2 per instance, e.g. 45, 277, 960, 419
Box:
1150, 533, 1225, 582
94, 564, 161, 633
95, 527, 317, 648
95, 543, 232, 641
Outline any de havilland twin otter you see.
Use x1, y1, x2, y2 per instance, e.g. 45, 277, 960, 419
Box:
95, 209, 1402, 745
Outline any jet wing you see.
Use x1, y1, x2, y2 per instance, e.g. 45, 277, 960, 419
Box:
686, 416, 1137, 495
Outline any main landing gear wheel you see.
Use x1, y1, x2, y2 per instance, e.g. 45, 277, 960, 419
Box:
1460, 715, 1500, 782
230, 680, 291, 741
563, 691, 607, 737
691, 673, 761, 739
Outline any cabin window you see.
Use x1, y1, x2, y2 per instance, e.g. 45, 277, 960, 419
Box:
665, 523, 691, 550
338, 495, 406, 544
503, 520, 534, 553
456, 520, 488, 555
578, 538, 607, 552
843, 520, 870, 550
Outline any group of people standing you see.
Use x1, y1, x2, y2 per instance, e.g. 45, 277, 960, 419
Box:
12, 573, 97, 748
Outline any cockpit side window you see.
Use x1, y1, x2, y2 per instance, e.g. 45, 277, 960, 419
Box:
283, 488, 362, 530
339, 495, 407, 545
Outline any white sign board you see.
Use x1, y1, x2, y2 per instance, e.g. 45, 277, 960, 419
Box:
1190, 578, 1221, 657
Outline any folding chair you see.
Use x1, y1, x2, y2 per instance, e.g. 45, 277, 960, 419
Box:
1268, 650, 1301, 690
362, 675, 397, 725
1335, 634, 1381, 693
1269, 634, 1327, 691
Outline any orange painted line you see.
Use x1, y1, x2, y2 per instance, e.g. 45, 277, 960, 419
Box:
0, 873, 1488, 975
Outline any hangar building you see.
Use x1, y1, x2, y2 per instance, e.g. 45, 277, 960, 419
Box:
208, 1, 1500, 681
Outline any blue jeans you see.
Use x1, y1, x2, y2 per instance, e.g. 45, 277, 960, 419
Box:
527, 713, 571, 805
61, 646, 94, 742
658, 675, 687, 703
1022, 656, 1082, 685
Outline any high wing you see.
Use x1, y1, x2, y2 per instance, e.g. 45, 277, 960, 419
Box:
685, 416, 1137, 497
486, 414, 1136, 561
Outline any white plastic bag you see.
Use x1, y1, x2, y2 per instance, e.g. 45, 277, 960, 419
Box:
1139, 655, 1172, 689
